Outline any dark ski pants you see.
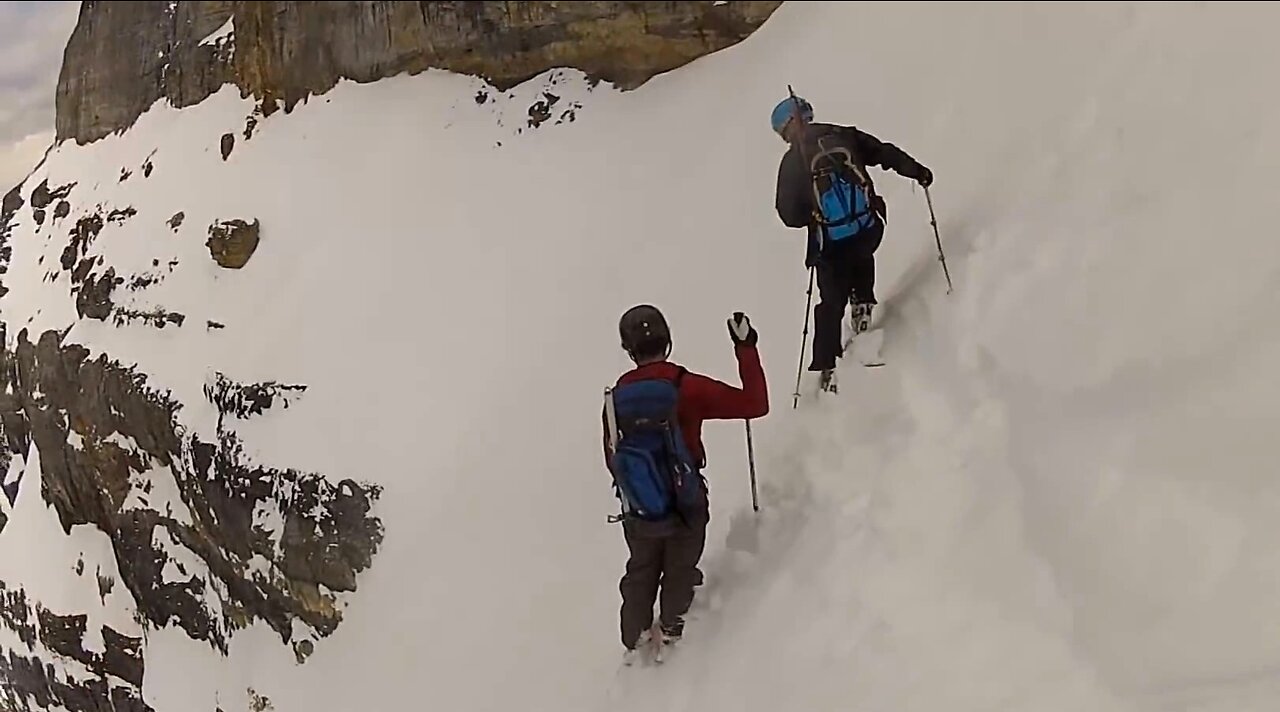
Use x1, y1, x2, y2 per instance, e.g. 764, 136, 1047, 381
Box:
619, 509, 708, 649
809, 224, 885, 372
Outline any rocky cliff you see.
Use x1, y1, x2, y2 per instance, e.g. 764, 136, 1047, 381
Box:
57, 0, 783, 145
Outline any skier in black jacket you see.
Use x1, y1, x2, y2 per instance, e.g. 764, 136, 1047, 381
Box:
772, 94, 933, 390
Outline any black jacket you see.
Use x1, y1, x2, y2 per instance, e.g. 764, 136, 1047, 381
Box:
775, 122, 930, 265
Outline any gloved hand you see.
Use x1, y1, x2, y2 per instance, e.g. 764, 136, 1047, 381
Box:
727, 312, 758, 347
804, 239, 820, 269
916, 165, 934, 188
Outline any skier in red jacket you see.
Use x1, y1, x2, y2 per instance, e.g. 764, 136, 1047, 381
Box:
602, 304, 769, 659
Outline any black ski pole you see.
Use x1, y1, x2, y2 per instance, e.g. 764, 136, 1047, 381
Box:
745, 421, 759, 511
792, 266, 815, 409
924, 185, 953, 294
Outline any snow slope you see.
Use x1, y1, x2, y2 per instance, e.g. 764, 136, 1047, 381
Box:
3, 1, 1280, 710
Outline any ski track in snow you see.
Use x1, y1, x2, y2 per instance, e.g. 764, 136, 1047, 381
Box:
1, 2, 1280, 711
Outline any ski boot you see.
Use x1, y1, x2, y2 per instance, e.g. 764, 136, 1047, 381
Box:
851, 301, 874, 336
660, 617, 684, 646
819, 368, 838, 394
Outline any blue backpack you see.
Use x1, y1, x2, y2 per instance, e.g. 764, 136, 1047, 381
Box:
603, 369, 704, 523
806, 135, 880, 243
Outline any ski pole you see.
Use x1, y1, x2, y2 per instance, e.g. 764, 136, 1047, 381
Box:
745, 421, 759, 512
792, 266, 815, 409
923, 185, 953, 294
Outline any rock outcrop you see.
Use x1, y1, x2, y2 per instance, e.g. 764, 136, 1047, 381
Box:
206, 218, 261, 269
56, 1, 783, 145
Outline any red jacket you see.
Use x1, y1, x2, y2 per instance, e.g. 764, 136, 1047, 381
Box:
603, 343, 769, 470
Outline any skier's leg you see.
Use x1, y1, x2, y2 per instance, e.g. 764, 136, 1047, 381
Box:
809, 252, 852, 371
850, 253, 876, 306
619, 522, 664, 649
657, 515, 709, 638
849, 225, 885, 332
849, 223, 884, 306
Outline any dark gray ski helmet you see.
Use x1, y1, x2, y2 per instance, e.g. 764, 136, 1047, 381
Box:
618, 304, 671, 358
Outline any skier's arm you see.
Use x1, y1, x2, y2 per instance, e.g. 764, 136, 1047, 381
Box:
685, 344, 770, 421
775, 150, 812, 228
849, 127, 932, 184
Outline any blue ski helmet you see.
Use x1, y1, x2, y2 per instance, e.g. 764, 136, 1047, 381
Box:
771, 95, 813, 136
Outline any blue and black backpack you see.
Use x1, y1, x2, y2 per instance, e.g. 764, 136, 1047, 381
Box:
805, 134, 881, 245
603, 368, 704, 523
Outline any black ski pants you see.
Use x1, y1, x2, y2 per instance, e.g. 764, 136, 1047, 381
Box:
618, 504, 708, 649
809, 223, 885, 372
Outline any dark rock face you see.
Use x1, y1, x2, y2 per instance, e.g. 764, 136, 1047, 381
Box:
57, 1, 238, 146
1, 577, 151, 711
56, 1, 782, 144
0, 325, 385, 650
0, 580, 151, 712
0, 187, 23, 298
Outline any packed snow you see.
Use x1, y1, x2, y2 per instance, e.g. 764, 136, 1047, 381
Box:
2, 2, 1279, 711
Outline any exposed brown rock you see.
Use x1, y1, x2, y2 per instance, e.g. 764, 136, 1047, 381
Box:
62, 212, 104, 271
0, 327, 385, 659
56, 1, 782, 145
0, 593, 150, 712
0, 583, 35, 648
56, 1, 237, 146
111, 307, 186, 329
60, 206, 136, 322
207, 218, 260, 269
0, 186, 23, 293
97, 569, 116, 604
76, 267, 122, 321
29, 180, 54, 210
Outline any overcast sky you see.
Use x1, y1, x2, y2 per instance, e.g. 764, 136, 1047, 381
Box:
0, 1, 81, 192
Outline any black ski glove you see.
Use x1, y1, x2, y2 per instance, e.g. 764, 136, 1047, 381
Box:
804, 232, 820, 268
915, 165, 934, 188
727, 312, 758, 347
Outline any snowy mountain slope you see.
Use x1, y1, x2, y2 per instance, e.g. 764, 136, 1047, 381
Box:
2, 1, 1280, 711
